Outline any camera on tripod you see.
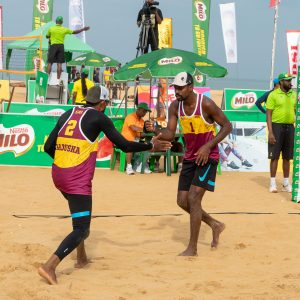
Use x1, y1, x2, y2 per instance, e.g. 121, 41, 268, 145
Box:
142, 1, 159, 16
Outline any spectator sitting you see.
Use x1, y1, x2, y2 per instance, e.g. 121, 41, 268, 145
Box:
72, 68, 94, 105
121, 102, 152, 175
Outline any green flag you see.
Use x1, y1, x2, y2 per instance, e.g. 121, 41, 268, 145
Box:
192, 0, 211, 86
32, 0, 53, 30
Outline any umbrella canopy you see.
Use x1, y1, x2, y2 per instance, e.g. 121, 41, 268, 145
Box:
67, 52, 120, 67
7, 22, 95, 53
113, 48, 227, 81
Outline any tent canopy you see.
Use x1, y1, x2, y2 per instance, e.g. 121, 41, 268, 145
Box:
7, 22, 95, 53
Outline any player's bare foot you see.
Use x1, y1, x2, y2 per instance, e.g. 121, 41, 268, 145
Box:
211, 222, 225, 249
38, 265, 57, 285
178, 248, 198, 256
75, 259, 90, 268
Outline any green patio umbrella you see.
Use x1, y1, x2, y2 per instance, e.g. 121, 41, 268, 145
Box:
113, 48, 227, 81
67, 52, 120, 68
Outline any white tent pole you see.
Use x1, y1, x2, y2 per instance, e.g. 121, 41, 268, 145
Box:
270, 3, 279, 89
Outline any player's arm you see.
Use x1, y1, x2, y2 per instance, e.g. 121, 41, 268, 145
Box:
255, 91, 270, 114
100, 114, 171, 152
266, 93, 276, 144
195, 96, 232, 165
153, 101, 178, 141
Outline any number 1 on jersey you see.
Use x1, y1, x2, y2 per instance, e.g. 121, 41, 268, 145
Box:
189, 122, 195, 133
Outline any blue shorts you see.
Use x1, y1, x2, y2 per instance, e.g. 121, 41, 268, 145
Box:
178, 159, 218, 192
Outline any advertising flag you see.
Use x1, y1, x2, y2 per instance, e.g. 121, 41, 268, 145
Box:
32, 0, 53, 30
220, 3, 238, 64
69, 0, 86, 42
158, 18, 173, 49
269, 0, 281, 8
192, 0, 211, 57
286, 31, 300, 78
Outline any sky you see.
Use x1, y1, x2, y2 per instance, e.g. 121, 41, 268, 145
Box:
0, 0, 300, 90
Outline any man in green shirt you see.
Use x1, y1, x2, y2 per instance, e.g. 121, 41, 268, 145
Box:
46, 16, 90, 80
266, 72, 296, 193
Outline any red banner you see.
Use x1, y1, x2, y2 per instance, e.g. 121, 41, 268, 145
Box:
269, 0, 280, 8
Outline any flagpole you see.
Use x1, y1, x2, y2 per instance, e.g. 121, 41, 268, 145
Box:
270, 3, 279, 89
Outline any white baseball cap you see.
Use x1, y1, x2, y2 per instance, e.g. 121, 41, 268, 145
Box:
170, 72, 194, 87
86, 86, 109, 103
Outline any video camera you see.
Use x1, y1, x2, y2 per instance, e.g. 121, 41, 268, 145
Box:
142, 1, 159, 16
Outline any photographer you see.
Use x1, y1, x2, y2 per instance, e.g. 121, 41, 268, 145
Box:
137, 0, 163, 54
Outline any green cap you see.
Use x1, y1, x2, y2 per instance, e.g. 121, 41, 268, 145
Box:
278, 72, 294, 81
82, 68, 89, 75
137, 102, 151, 112
56, 16, 63, 23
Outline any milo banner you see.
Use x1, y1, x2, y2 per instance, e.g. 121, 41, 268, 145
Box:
32, 0, 53, 30
192, 0, 210, 86
222, 88, 269, 172
0, 113, 125, 168
292, 66, 300, 203
223, 88, 268, 122
158, 18, 172, 49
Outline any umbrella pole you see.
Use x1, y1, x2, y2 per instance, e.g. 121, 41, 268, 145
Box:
149, 78, 152, 120
125, 81, 128, 118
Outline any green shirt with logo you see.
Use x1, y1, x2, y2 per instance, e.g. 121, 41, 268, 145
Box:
47, 25, 73, 45
266, 88, 296, 124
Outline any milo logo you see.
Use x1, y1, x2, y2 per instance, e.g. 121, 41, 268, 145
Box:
0, 124, 35, 157
103, 57, 111, 63
158, 56, 182, 65
194, 1, 207, 21
36, 0, 50, 14
231, 92, 257, 109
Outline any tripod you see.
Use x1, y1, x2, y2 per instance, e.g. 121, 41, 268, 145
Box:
136, 17, 158, 57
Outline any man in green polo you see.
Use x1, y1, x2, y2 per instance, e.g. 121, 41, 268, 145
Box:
46, 16, 90, 80
266, 72, 296, 193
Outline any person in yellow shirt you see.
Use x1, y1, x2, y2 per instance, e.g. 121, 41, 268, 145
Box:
121, 103, 151, 174
72, 69, 94, 105
46, 16, 90, 80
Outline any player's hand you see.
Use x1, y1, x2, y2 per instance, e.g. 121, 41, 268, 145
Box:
84, 26, 90, 31
144, 120, 155, 132
151, 133, 172, 152
268, 133, 276, 144
194, 144, 211, 166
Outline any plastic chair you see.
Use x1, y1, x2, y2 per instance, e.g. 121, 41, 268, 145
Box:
110, 146, 126, 172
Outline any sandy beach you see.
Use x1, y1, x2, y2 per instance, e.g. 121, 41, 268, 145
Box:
1, 166, 300, 300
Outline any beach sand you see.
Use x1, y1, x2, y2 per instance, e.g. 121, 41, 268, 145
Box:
1, 166, 300, 299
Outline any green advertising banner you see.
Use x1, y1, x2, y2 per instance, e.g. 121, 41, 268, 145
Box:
32, 0, 53, 30
292, 66, 300, 203
0, 113, 125, 168
223, 88, 268, 115
192, 0, 211, 87
2, 102, 135, 118
35, 71, 49, 103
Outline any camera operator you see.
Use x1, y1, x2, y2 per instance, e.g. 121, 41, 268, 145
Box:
137, 0, 163, 54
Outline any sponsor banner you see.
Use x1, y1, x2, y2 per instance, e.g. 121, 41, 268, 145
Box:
0, 6, 3, 70
223, 88, 268, 113
158, 18, 172, 49
269, 0, 281, 8
35, 71, 49, 103
220, 3, 238, 63
69, 0, 85, 42
292, 65, 300, 202
286, 30, 300, 79
32, 0, 53, 30
192, 0, 210, 57
219, 122, 268, 172
2, 102, 134, 118
0, 113, 124, 168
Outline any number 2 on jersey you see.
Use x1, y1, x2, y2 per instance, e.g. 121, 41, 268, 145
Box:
65, 120, 77, 136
